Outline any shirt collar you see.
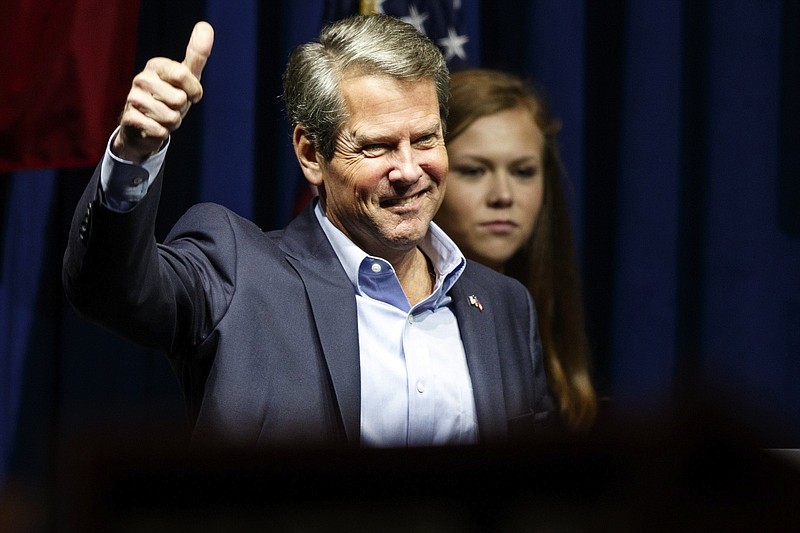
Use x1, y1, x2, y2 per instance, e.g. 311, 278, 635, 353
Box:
313, 200, 466, 302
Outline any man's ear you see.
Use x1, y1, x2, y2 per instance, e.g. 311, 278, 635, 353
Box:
293, 125, 324, 186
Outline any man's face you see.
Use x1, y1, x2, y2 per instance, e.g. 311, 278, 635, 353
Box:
318, 74, 448, 260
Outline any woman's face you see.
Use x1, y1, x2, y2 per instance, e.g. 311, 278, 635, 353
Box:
435, 106, 545, 271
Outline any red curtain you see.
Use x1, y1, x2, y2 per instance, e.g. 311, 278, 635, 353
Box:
0, 0, 140, 172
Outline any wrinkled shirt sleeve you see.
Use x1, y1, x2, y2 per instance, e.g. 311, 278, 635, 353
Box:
99, 126, 169, 212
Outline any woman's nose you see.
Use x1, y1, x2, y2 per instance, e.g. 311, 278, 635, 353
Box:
487, 173, 513, 207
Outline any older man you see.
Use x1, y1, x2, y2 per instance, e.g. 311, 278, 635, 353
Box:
63, 15, 553, 448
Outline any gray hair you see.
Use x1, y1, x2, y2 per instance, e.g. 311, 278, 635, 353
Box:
282, 14, 450, 160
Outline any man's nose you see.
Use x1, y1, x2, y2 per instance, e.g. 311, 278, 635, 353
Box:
387, 145, 422, 183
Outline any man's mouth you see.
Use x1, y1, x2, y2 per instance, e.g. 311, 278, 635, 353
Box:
380, 192, 423, 208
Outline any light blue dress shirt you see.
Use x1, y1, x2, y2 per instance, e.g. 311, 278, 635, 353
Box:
314, 204, 478, 447
100, 127, 166, 211
100, 130, 479, 447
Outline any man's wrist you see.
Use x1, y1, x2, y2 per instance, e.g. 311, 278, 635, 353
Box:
100, 127, 170, 211
112, 125, 166, 163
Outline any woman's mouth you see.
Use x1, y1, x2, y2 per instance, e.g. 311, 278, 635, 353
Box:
481, 221, 518, 234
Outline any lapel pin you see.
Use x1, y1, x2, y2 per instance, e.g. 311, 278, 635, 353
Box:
468, 294, 484, 312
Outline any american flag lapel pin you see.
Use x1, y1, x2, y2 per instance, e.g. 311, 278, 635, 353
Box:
468, 294, 484, 312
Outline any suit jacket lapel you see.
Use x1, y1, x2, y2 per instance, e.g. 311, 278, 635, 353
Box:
279, 207, 509, 445
282, 204, 361, 446
450, 278, 509, 442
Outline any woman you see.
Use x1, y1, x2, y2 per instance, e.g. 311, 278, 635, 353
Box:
435, 69, 597, 431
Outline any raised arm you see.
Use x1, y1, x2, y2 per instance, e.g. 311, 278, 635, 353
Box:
63, 22, 221, 353
114, 21, 214, 162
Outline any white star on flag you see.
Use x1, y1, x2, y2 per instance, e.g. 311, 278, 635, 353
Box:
437, 27, 469, 61
340, 0, 475, 69
372, 0, 388, 14
401, 5, 429, 34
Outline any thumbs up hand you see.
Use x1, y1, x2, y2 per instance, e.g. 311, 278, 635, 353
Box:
114, 22, 214, 162
182, 21, 214, 84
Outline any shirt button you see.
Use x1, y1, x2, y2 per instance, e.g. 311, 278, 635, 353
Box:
132, 176, 144, 186
416, 381, 425, 394
371, 262, 382, 273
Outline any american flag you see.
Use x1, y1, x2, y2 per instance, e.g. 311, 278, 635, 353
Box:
323, 0, 479, 71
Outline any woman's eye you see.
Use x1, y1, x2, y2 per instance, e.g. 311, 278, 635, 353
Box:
454, 166, 485, 179
512, 166, 538, 179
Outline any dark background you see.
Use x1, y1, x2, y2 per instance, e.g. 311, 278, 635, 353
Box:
2, 0, 799, 525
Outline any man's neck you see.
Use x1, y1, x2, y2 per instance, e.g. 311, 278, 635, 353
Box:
393, 247, 434, 306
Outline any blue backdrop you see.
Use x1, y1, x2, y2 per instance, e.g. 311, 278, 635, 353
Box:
2, 0, 799, 515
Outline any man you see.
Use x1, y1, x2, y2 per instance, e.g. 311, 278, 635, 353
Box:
63, 15, 553, 449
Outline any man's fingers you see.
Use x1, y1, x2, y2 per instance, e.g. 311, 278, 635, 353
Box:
183, 21, 214, 81
114, 107, 170, 161
114, 20, 212, 161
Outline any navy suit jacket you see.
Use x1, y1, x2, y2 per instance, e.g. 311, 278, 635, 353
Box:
63, 166, 553, 448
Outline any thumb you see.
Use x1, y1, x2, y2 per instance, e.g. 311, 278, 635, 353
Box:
183, 21, 214, 80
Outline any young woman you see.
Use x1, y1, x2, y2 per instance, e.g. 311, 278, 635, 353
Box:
435, 69, 598, 431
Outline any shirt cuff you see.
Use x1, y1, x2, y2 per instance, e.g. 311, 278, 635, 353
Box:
99, 126, 170, 212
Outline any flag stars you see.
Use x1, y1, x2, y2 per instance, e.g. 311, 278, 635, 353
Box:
371, 0, 388, 14
366, 1, 472, 68
401, 5, 429, 34
437, 27, 469, 61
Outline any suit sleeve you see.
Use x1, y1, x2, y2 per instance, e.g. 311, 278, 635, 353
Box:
62, 164, 236, 357
524, 288, 556, 417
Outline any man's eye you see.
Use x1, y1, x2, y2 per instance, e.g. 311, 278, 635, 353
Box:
362, 144, 388, 156
414, 134, 438, 147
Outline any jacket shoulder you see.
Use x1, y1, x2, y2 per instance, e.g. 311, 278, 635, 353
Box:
460, 259, 529, 294
172, 202, 264, 234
